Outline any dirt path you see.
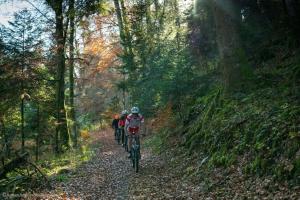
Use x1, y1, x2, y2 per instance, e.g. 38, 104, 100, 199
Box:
39, 129, 198, 200
31, 129, 299, 200
39, 129, 190, 200
43, 130, 132, 199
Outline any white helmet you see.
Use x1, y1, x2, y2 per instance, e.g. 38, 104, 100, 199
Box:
121, 110, 128, 115
131, 107, 139, 114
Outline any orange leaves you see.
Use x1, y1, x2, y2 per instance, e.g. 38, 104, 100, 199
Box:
85, 37, 106, 53
77, 15, 124, 119
80, 130, 90, 140
84, 35, 122, 74
152, 102, 175, 131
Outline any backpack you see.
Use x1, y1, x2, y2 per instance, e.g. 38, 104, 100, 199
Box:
128, 114, 142, 127
119, 119, 125, 127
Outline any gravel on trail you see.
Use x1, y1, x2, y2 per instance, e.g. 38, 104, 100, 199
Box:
43, 130, 132, 200
10, 129, 298, 200
35, 129, 194, 200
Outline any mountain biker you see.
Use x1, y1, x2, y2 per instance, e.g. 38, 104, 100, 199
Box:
118, 110, 128, 146
125, 107, 144, 158
111, 114, 119, 140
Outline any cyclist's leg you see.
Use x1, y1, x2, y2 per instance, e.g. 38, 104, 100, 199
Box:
121, 128, 125, 145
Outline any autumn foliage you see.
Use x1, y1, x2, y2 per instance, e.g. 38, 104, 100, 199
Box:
152, 102, 175, 132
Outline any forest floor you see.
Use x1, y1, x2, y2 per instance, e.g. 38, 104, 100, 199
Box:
29, 129, 199, 200
16, 129, 299, 200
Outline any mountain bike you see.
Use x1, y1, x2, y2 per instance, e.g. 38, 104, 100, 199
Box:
119, 127, 125, 147
129, 127, 140, 173
124, 133, 129, 152
121, 127, 125, 146
116, 128, 121, 144
114, 128, 118, 140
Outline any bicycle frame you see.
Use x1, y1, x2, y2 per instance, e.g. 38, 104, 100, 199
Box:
130, 130, 140, 172
132, 135, 140, 151
116, 128, 121, 144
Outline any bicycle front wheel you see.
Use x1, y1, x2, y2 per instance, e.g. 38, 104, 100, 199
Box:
117, 130, 121, 144
132, 150, 135, 168
125, 135, 128, 152
134, 151, 139, 173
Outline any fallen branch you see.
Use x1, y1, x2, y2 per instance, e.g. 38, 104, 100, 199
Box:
0, 152, 29, 179
27, 161, 49, 184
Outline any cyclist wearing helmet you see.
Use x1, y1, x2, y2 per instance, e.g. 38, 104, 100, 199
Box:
118, 110, 128, 146
125, 107, 144, 158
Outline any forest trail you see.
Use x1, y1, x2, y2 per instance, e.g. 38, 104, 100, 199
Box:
1, 1, 300, 199
44, 129, 131, 199
39, 129, 300, 200
40, 129, 199, 200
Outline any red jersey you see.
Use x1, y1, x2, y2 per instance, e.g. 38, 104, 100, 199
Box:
125, 113, 144, 134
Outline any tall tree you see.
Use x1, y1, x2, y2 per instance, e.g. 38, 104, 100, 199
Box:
210, 0, 247, 93
46, 0, 69, 152
283, 0, 300, 38
2, 9, 43, 152
68, 0, 78, 147
113, 0, 134, 109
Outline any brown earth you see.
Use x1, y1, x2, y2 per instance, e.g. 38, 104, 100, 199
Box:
15, 129, 299, 200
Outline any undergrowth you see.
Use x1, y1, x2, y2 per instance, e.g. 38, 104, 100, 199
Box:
144, 130, 168, 154
39, 144, 96, 177
0, 132, 99, 193
151, 53, 300, 183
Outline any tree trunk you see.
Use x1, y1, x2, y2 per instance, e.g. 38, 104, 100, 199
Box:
21, 98, 25, 151
174, 0, 180, 50
283, 0, 298, 17
145, 0, 152, 34
113, 0, 126, 50
120, 0, 135, 65
114, 0, 133, 107
35, 103, 40, 161
0, 116, 9, 161
283, 0, 300, 39
21, 28, 25, 152
114, 0, 134, 60
68, 0, 77, 148
122, 70, 126, 110
211, 0, 247, 93
55, 0, 69, 153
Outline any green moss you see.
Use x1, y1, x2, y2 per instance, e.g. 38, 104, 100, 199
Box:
167, 58, 300, 181
144, 131, 167, 154
55, 174, 69, 182
208, 151, 236, 168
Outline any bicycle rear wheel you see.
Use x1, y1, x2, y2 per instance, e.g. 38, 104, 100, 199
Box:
114, 129, 117, 140
117, 129, 121, 144
121, 129, 125, 145
124, 135, 128, 152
